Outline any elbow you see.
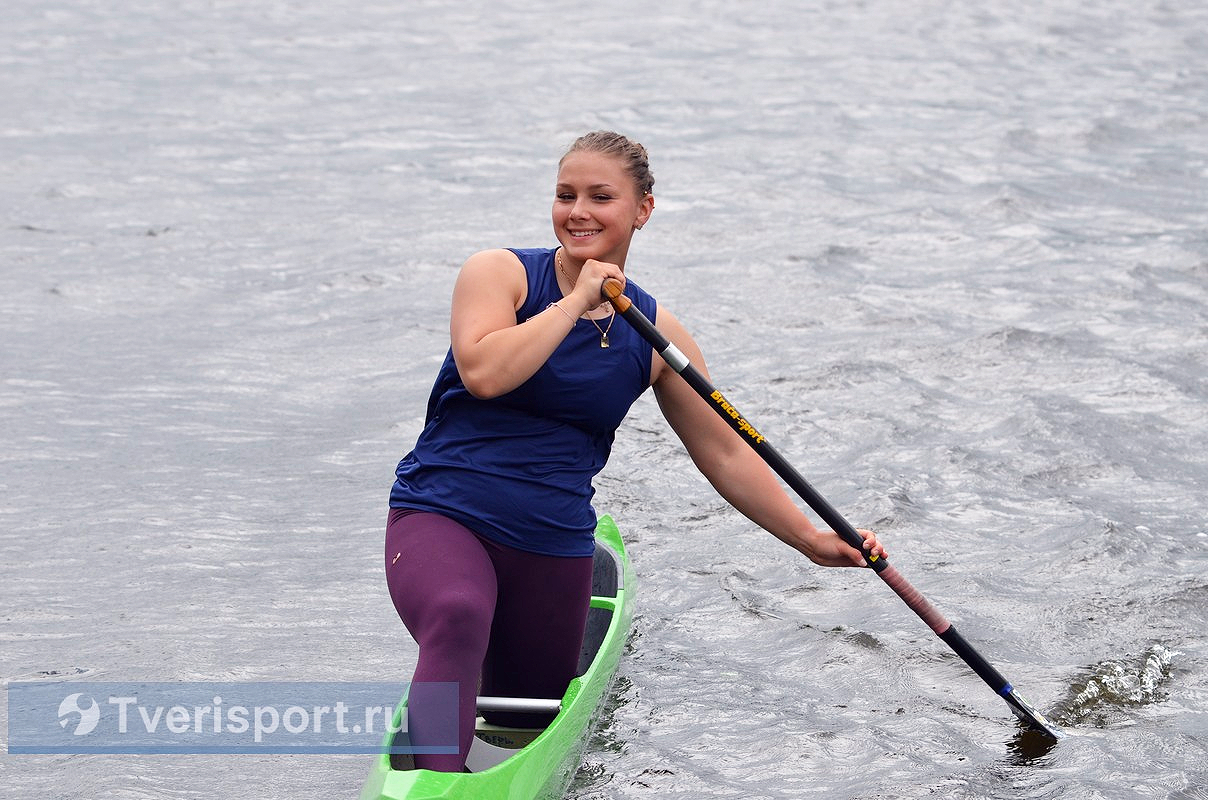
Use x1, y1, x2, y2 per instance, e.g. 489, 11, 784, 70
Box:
457, 364, 510, 400
451, 343, 523, 399
463, 380, 506, 401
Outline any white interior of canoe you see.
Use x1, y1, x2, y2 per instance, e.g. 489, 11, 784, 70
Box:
389, 700, 556, 773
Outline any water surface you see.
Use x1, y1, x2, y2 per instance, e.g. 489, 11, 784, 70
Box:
3, 1, 1206, 797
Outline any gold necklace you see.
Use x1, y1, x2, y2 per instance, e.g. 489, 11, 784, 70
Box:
587, 308, 615, 348
557, 249, 616, 348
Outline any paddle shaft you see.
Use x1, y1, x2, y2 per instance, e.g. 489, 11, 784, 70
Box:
602, 279, 1063, 738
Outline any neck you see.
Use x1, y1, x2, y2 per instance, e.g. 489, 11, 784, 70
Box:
557, 244, 629, 277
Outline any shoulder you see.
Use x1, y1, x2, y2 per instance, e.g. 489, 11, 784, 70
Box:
459, 248, 558, 279
452, 249, 530, 309
461, 248, 526, 271
457, 249, 528, 286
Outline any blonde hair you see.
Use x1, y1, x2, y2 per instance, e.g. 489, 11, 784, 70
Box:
560, 131, 654, 197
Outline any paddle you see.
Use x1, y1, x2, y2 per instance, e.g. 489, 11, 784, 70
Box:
601, 278, 1065, 741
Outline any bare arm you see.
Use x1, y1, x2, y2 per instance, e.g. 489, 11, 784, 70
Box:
650, 306, 885, 567
449, 250, 623, 398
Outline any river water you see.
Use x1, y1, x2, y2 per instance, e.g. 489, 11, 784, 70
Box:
2, 0, 1206, 797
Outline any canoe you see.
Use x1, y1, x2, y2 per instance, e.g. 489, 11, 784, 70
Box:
358, 515, 634, 800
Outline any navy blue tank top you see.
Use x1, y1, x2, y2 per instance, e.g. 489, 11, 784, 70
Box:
389, 248, 657, 556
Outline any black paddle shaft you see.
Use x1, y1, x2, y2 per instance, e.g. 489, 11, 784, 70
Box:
601, 280, 875, 563
601, 279, 1065, 740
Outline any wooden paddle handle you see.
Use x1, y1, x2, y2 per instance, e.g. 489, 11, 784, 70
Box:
602, 278, 632, 312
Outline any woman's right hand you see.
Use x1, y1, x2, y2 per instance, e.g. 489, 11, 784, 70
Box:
564, 258, 625, 315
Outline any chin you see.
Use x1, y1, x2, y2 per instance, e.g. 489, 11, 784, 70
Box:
563, 238, 621, 262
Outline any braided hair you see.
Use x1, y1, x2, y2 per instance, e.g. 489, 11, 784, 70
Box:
560, 131, 655, 197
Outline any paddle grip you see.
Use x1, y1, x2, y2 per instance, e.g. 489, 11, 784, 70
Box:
602, 278, 631, 312
877, 565, 950, 634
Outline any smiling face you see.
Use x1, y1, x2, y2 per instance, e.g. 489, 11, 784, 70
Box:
552, 151, 654, 269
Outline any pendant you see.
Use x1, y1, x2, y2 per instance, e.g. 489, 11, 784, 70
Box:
600, 334, 610, 348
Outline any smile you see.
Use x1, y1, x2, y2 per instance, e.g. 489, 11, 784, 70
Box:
569, 229, 601, 238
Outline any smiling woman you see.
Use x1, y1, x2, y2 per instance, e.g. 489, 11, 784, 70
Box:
382, 130, 886, 775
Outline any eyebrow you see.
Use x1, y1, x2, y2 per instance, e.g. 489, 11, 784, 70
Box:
555, 182, 621, 192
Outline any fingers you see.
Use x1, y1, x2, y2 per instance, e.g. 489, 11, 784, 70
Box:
806, 527, 886, 568
574, 259, 624, 306
858, 528, 887, 560
584, 259, 623, 285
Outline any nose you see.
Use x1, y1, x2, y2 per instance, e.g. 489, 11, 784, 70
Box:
568, 198, 590, 219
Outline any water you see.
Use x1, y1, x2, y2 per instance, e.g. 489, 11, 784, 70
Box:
2, 0, 1206, 797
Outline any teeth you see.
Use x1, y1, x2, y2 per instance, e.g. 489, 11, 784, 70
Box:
571, 230, 600, 238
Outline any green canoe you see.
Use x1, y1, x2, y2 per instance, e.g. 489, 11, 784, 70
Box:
359, 515, 634, 800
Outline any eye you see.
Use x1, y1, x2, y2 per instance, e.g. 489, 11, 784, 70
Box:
593, 194, 614, 202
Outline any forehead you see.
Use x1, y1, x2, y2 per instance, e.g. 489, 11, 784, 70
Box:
555, 150, 629, 187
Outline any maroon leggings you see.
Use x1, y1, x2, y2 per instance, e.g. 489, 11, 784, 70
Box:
385, 508, 594, 771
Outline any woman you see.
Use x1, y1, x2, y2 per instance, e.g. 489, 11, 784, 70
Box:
386, 131, 886, 771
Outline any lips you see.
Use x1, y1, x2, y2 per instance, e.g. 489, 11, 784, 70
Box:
568, 229, 601, 238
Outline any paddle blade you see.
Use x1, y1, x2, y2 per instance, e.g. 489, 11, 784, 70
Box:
1003, 687, 1066, 740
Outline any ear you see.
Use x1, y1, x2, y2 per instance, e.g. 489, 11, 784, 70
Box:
634, 193, 654, 230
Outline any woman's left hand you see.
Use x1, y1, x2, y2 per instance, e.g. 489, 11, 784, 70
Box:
806, 527, 887, 568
